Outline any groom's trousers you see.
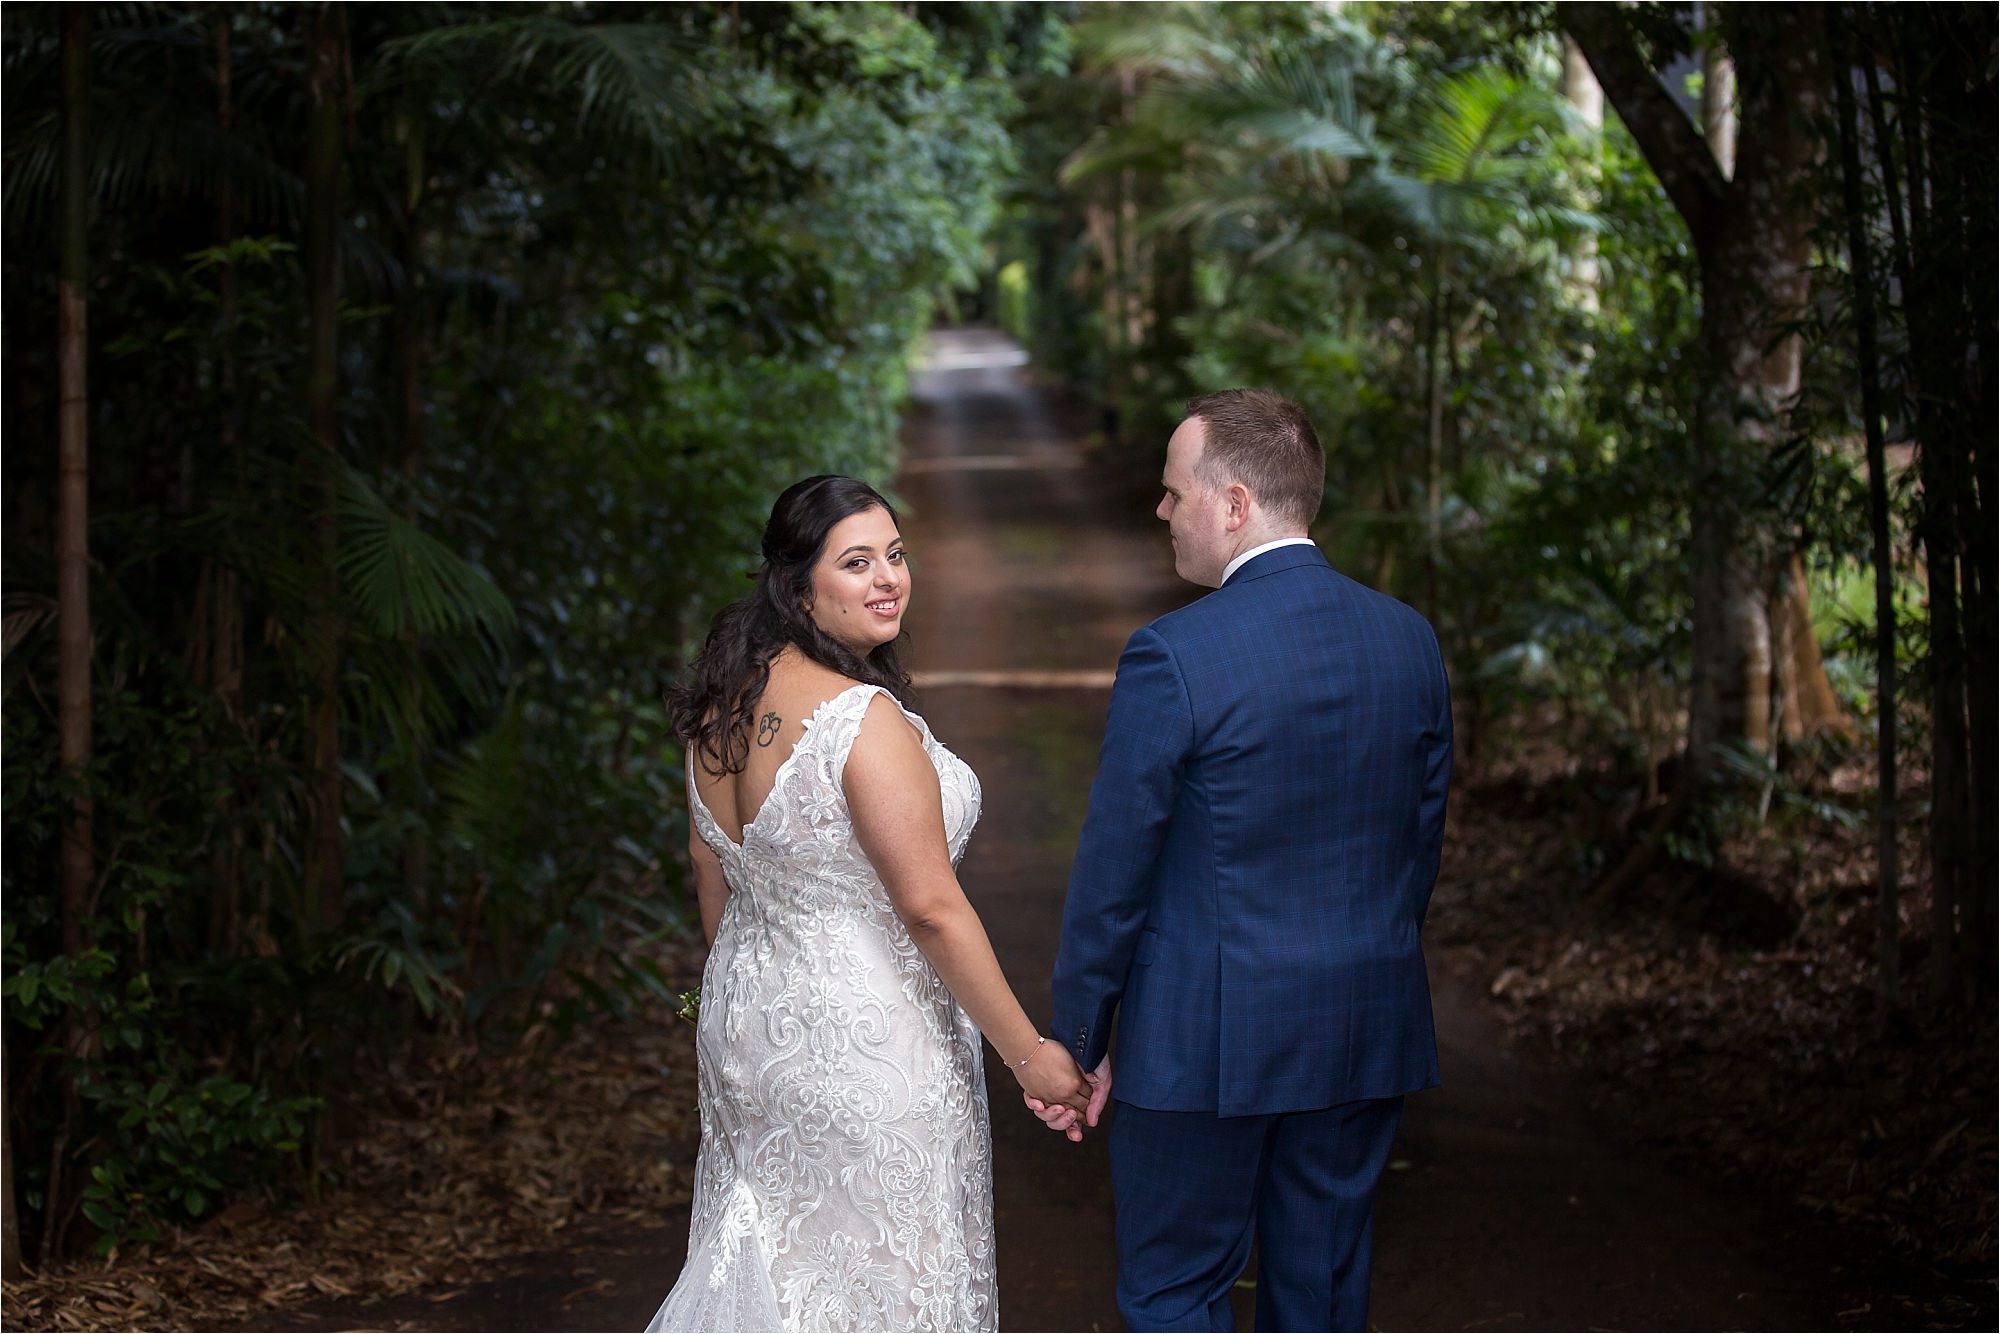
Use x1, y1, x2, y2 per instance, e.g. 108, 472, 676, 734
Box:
1109, 1095, 1404, 1333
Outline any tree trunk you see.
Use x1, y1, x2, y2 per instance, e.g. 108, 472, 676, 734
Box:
207, 10, 248, 957
304, 3, 345, 932
57, 3, 92, 951
1700, 26, 1736, 179
1118, 68, 1147, 378
1149, 224, 1195, 390
1561, 38, 1603, 311
1771, 554, 1852, 741
1564, 3, 1834, 778
393, 101, 430, 908
1703, 24, 1849, 754
1828, 0, 1900, 1010
1885, 8, 1972, 1004
1919, 520, 1969, 1002
1864, 3, 1993, 1004
1685, 494, 1774, 763
1688, 22, 1760, 769
1924, 7, 1996, 998
214, 12, 244, 708
2, 1035, 19, 1281
51, 3, 93, 1267
1423, 263, 1446, 620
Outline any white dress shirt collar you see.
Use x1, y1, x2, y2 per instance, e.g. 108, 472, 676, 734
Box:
1221, 536, 1316, 586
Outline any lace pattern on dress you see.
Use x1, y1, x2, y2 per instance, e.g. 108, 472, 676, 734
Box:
647, 684, 993, 1334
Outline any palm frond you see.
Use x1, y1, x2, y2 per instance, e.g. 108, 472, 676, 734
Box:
440, 686, 532, 869
344, 627, 507, 761
377, 19, 705, 162
1060, 119, 1178, 187
3, 95, 302, 236
336, 469, 516, 642
1069, 10, 1235, 81
1170, 48, 1383, 167
1149, 185, 1284, 239
1397, 65, 1564, 187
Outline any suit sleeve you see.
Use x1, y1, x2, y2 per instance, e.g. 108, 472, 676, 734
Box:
1049, 625, 1194, 1071
1415, 631, 1454, 911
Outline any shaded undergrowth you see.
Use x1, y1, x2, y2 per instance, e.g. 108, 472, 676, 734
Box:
1430, 754, 1996, 1328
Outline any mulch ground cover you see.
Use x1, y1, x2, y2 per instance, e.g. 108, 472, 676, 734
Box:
1, 941, 707, 1333
1430, 750, 1997, 1327
5, 760, 1992, 1331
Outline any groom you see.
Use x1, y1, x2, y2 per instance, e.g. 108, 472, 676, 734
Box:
1041, 390, 1452, 1332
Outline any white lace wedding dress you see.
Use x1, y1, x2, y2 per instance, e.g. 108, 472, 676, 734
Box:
646, 683, 996, 1333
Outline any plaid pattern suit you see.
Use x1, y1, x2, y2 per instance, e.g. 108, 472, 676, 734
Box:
1050, 542, 1452, 1331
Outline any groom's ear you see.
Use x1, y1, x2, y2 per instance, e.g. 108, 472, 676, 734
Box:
1225, 482, 1254, 531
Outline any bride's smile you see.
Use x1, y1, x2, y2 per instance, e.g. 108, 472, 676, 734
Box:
806, 506, 909, 654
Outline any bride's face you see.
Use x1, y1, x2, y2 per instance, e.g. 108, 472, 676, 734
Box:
806, 506, 909, 655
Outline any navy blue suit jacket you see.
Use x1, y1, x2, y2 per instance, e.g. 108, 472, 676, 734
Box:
1050, 543, 1452, 1116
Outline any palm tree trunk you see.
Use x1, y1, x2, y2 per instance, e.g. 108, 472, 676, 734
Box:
1423, 263, 1445, 620
207, 10, 247, 956
394, 103, 430, 908
51, 2, 93, 1266
1118, 68, 1144, 390
57, 4, 92, 956
215, 11, 244, 706
304, 2, 345, 932
1828, 0, 1900, 1010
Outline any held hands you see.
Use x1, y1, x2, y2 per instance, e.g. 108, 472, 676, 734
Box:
1023, 1055, 1111, 1143
1009, 1039, 1093, 1119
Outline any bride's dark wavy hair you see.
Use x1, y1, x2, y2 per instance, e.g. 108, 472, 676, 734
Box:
671, 475, 914, 776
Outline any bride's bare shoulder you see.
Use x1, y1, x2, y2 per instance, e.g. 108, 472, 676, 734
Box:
765, 647, 867, 709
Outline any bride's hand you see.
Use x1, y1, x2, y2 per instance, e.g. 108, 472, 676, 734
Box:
1011, 1040, 1092, 1114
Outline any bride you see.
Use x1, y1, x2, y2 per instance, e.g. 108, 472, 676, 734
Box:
647, 475, 1094, 1332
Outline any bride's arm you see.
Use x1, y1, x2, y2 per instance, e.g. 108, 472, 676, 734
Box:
846, 696, 1092, 1115
690, 826, 728, 948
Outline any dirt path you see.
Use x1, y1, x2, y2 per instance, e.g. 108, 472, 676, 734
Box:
268, 330, 1886, 1332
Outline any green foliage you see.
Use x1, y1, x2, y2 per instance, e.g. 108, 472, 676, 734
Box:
3, 0, 1015, 1260
1456, 117, 1699, 767
78, 1065, 318, 1253
336, 473, 516, 643
1019, 5, 1710, 775
995, 259, 1031, 343
1014, 0, 1955, 847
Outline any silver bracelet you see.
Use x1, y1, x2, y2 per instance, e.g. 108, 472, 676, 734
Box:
1006, 1036, 1047, 1070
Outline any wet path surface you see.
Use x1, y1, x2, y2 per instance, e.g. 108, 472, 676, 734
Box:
894, 336, 1185, 1333
268, 330, 1875, 1332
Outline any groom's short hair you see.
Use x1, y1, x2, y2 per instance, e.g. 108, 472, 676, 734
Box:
1184, 389, 1325, 529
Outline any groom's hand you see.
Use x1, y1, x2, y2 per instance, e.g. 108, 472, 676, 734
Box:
1024, 1054, 1111, 1141
1084, 1055, 1111, 1127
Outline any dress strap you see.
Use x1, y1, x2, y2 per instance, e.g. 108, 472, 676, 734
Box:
815, 683, 928, 779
